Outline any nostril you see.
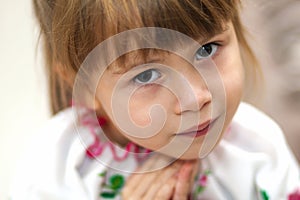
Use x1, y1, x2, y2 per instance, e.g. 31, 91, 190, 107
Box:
174, 89, 212, 115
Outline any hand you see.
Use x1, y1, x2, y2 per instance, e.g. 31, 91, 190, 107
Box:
121, 154, 199, 200
173, 159, 199, 200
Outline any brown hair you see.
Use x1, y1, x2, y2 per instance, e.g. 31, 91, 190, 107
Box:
33, 0, 260, 114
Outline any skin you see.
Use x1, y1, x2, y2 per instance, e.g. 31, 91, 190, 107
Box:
94, 21, 244, 198
121, 155, 199, 200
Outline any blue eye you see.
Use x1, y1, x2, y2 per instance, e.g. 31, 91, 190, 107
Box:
195, 43, 218, 60
133, 69, 161, 84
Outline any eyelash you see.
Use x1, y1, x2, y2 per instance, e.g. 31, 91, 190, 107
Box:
132, 68, 161, 86
195, 42, 220, 60
131, 42, 221, 87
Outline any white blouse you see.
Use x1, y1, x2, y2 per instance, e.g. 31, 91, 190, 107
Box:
10, 102, 300, 200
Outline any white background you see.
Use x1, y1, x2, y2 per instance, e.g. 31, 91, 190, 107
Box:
0, 0, 50, 199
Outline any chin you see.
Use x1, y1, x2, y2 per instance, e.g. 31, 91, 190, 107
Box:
177, 154, 200, 160
177, 151, 205, 160
160, 148, 206, 161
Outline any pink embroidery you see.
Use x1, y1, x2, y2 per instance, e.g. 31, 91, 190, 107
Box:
198, 174, 208, 187
289, 188, 300, 200
81, 110, 151, 161
194, 170, 211, 196
225, 125, 232, 135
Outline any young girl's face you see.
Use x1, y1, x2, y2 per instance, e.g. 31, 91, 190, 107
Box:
95, 22, 244, 159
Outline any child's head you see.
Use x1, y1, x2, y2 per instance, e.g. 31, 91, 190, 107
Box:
34, 0, 259, 159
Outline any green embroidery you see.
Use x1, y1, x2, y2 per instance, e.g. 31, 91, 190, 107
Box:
99, 171, 125, 199
109, 175, 125, 190
100, 192, 116, 198
196, 185, 206, 194
204, 170, 212, 176
98, 171, 107, 177
194, 169, 211, 196
260, 189, 269, 200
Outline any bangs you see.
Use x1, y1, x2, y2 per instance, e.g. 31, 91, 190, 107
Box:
102, 0, 237, 40
48, 0, 239, 73
98, 0, 238, 72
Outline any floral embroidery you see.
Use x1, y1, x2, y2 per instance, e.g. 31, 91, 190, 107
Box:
194, 170, 211, 196
99, 171, 125, 198
80, 111, 151, 161
288, 188, 300, 200
260, 189, 269, 200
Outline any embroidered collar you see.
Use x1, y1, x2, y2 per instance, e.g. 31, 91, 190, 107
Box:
80, 111, 151, 161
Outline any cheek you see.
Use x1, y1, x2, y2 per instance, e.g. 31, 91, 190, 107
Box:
226, 70, 244, 97
129, 100, 152, 127
128, 91, 163, 127
215, 45, 244, 119
128, 86, 174, 127
218, 45, 245, 113
128, 87, 176, 126
223, 65, 244, 117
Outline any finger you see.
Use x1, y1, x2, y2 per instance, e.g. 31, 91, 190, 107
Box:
122, 155, 178, 198
173, 160, 197, 200
191, 159, 200, 183
127, 154, 158, 181
123, 154, 159, 198
190, 159, 200, 192
140, 161, 183, 199
154, 176, 177, 200
131, 159, 182, 197
126, 154, 172, 184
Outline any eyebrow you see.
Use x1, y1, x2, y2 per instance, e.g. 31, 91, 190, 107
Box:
197, 24, 230, 45
110, 24, 231, 74
110, 53, 167, 74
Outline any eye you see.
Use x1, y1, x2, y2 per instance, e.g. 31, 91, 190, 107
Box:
195, 43, 218, 60
133, 69, 161, 84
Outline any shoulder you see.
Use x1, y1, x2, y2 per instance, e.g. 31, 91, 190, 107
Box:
10, 108, 137, 199
229, 102, 286, 146
10, 108, 99, 199
222, 102, 297, 160
233, 102, 282, 133
233, 102, 282, 135
202, 102, 299, 199
22, 108, 81, 159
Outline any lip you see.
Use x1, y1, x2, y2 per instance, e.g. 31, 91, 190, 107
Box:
176, 119, 215, 138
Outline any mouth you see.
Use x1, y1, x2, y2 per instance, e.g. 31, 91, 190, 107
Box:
176, 119, 216, 138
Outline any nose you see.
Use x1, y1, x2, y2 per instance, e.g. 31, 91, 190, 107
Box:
174, 73, 212, 114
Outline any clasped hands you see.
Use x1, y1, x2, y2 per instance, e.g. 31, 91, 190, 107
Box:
122, 154, 200, 200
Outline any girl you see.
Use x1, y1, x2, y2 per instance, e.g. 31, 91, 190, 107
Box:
11, 0, 300, 199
